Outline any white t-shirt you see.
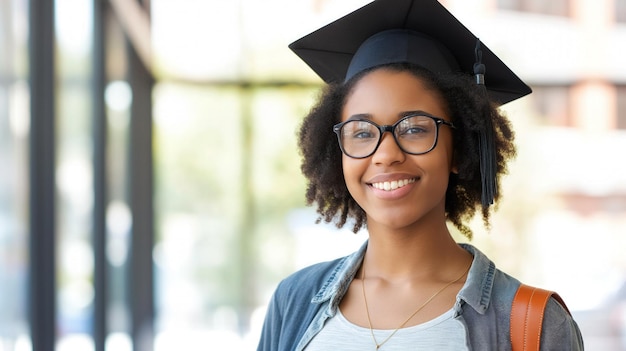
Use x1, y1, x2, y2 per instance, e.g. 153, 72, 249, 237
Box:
305, 308, 469, 350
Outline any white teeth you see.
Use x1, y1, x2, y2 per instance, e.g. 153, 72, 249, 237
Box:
371, 178, 416, 191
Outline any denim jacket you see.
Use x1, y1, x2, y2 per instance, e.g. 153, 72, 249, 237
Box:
257, 242, 584, 350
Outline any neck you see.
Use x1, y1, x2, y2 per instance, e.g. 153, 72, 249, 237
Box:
363, 220, 470, 281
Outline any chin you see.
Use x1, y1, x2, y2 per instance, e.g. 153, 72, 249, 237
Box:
368, 212, 425, 230
366, 202, 446, 231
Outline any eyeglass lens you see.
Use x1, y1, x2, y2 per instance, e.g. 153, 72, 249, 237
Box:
338, 115, 439, 158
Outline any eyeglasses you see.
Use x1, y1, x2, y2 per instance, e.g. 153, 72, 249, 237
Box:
333, 113, 455, 159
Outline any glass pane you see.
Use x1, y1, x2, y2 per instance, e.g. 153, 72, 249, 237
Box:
529, 85, 571, 126
525, 0, 569, 16
618, 0, 626, 23
152, 83, 248, 348
0, 0, 31, 350
55, 0, 95, 349
497, 0, 519, 11
152, 81, 326, 349
618, 86, 626, 130
497, 0, 570, 16
105, 79, 132, 348
104, 9, 133, 349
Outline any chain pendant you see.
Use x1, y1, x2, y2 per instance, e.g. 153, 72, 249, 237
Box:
361, 258, 472, 351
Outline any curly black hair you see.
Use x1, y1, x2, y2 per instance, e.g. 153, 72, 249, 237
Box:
297, 63, 516, 238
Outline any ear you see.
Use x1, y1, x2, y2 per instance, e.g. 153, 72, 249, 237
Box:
450, 152, 459, 174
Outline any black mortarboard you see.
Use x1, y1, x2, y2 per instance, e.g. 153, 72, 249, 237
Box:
289, 0, 532, 207
289, 0, 531, 105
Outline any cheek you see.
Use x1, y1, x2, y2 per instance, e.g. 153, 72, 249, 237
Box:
341, 156, 365, 193
438, 133, 456, 172
341, 155, 355, 183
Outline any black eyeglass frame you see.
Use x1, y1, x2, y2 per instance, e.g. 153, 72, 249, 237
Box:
332, 113, 456, 159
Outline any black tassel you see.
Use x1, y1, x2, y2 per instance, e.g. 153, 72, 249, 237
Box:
474, 39, 486, 86
474, 39, 496, 207
479, 118, 497, 207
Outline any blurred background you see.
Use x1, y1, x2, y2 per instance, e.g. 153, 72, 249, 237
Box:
1, 0, 626, 350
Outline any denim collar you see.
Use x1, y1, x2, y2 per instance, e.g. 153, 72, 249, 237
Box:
310, 241, 495, 316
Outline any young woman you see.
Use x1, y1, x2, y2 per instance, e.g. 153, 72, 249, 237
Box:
257, 0, 584, 350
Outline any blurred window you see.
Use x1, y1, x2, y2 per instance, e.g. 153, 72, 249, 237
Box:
152, 82, 316, 348
0, 0, 31, 348
497, 0, 570, 17
529, 85, 572, 126
617, 85, 626, 129
104, 9, 134, 348
55, 0, 96, 347
617, 0, 626, 23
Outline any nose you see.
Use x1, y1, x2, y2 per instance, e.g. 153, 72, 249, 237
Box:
371, 132, 405, 165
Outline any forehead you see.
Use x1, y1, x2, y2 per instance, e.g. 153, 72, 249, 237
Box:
342, 68, 448, 122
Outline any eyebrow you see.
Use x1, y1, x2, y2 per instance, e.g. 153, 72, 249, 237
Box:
401, 110, 437, 118
345, 110, 436, 122
345, 113, 372, 121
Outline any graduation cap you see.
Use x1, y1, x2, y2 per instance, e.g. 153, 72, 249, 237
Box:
289, 0, 531, 105
289, 0, 532, 207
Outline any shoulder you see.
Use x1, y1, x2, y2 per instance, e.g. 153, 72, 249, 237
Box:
258, 256, 354, 351
458, 243, 522, 314
458, 244, 583, 348
540, 295, 585, 349
278, 258, 343, 290
273, 242, 366, 301
272, 255, 350, 304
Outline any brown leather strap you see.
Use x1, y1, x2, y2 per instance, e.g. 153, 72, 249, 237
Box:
510, 284, 571, 351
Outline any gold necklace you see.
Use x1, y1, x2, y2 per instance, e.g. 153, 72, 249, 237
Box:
360, 261, 471, 350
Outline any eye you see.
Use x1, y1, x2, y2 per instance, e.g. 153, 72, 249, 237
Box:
403, 125, 428, 135
343, 121, 378, 139
397, 117, 433, 137
353, 130, 376, 139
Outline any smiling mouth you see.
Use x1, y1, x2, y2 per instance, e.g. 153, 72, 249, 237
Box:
370, 178, 417, 191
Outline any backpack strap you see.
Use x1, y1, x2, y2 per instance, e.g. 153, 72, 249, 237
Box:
510, 284, 571, 351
